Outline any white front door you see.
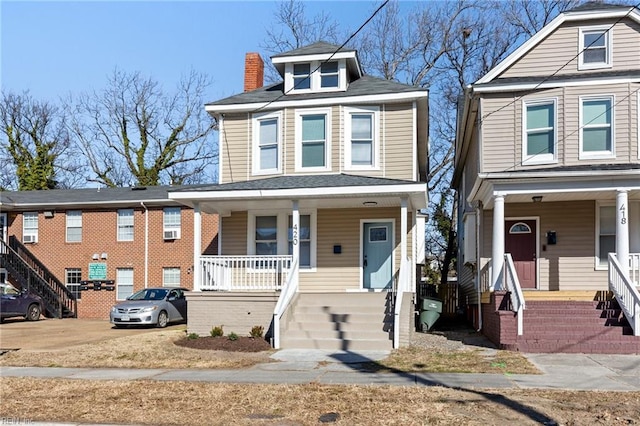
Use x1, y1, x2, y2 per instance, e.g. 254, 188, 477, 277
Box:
363, 221, 393, 290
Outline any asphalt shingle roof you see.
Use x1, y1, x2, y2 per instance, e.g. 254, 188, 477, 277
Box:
271, 41, 354, 58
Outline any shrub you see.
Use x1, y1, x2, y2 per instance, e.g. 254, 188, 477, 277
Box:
187, 332, 199, 340
210, 325, 224, 337
227, 332, 239, 341
250, 325, 264, 338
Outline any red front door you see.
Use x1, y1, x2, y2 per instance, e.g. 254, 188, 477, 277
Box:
505, 219, 537, 289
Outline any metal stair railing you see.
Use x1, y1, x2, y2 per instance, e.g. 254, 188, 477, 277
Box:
4, 236, 77, 318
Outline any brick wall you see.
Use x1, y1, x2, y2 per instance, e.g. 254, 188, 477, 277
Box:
5, 207, 218, 319
480, 291, 518, 349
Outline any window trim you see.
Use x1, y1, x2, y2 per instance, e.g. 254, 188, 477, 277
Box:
252, 111, 282, 175
22, 212, 38, 243
579, 95, 615, 160
522, 98, 557, 165
65, 210, 82, 243
344, 106, 381, 171
247, 210, 317, 271
294, 107, 332, 172
284, 60, 346, 94
578, 26, 612, 70
163, 207, 181, 240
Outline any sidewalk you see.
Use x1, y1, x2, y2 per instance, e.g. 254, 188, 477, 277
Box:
2, 350, 640, 391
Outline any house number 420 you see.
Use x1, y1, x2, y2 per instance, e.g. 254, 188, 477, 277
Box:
292, 224, 298, 245
620, 204, 627, 225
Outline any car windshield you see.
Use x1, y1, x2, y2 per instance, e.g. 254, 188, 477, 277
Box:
127, 289, 168, 301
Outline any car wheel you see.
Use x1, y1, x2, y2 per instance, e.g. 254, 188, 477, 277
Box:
157, 310, 168, 328
26, 304, 41, 321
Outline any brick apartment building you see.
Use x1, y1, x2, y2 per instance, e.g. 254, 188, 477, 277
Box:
0, 185, 218, 319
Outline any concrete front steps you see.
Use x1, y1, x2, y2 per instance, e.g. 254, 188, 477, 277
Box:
515, 300, 640, 354
280, 292, 393, 350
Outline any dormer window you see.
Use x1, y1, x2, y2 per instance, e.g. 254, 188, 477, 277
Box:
579, 26, 611, 70
284, 60, 347, 93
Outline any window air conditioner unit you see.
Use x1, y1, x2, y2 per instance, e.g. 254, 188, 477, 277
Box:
23, 235, 36, 244
164, 230, 178, 240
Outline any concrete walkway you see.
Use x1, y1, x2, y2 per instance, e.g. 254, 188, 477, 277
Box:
2, 350, 640, 391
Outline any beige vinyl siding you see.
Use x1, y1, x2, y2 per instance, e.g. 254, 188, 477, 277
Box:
480, 94, 518, 172
500, 19, 640, 79
482, 201, 607, 291
384, 102, 415, 180
220, 113, 249, 184
283, 108, 295, 174
220, 212, 248, 255
633, 85, 639, 160
299, 207, 413, 292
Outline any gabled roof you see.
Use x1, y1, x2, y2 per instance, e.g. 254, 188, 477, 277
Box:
205, 75, 428, 113
0, 185, 199, 210
475, 3, 640, 85
270, 41, 354, 58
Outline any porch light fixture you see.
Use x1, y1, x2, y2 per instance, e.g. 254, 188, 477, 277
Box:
363, 201, 378, 207
532, 196, 543, 203
101, 252, 108, 260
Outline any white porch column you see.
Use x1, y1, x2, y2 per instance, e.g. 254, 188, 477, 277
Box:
292, 200, 300, 267
401, 197, 408, 292
193, 202, 202, 291
616, 189, 630, 276
491, 194, 505, 291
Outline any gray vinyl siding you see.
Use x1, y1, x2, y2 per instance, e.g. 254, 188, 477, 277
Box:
220, 113, 249, 184
481, 201, 608, 291
457, 265, 478, 306
501, 19, 640, 78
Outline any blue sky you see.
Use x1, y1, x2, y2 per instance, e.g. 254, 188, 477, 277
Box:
1, 1, 383, 104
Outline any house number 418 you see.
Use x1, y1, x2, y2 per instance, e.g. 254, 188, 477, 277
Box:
620, 204, 627, 225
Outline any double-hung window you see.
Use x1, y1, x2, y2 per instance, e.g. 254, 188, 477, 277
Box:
283, 60, 345, 93
255, 216, 278, 256
66, 210, 82, 242
579, 27, 611, 70
344, 106, 379, 169
23, 212, 38, 243
293, 63, 311, 90
523, 99, 556, 164
116, 268, 134, 300
296, 108, 330, 171
580, 96, 614, 159
117, 209, 134, 241
320, 62, 339, 88
253, 112, 281, 174
163, 207, 181, 240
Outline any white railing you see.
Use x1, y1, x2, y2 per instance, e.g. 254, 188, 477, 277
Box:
630, 253, 640, 287
199, 255, 292, 291
272, 258, 299, 349
609, 253, 640, 336
504, 253, 526, 336
393, 257, 411, 349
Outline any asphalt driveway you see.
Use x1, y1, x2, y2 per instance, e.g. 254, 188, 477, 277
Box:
0, 318, 181, 351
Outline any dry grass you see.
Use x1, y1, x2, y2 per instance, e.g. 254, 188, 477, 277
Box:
1, 377, 639, 425
0, 328, 273, 369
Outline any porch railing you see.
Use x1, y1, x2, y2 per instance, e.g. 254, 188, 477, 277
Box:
630, 253, 640, 287
272, 258, 299, 349
393, 257, 411, 349
608, 253, 640, 336
199, 255, 292, 291
504, 253, 526, 336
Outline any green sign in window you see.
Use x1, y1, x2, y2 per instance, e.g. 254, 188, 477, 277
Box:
88, 263, 107, 280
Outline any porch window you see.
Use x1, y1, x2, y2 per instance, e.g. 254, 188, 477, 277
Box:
296, 108, 330, 171
65, 268, 82, 299
23, 212, 38, 243
255, 216, 278, 256
117, 209, 134, 241
66, 210, 82, 243
579, 27, 611, 70
345, 106, 379, 169
580, 97, 613, 159
523, 99, 556, 164
289, 215, 311, 267
253, 112, 281, 174
116, 268, 134, 300
293, 63, 311, 90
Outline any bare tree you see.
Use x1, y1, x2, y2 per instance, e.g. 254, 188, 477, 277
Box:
504, 0, 581, 36
0, 91, 82, 190
67, 69, 218, 187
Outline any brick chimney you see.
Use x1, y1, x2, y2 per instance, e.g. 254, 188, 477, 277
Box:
244, 52, 264, 92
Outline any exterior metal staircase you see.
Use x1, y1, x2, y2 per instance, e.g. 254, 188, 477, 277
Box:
1, 236, 77, 319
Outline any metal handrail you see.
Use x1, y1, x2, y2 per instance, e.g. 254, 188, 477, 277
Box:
609, 253, 640, 336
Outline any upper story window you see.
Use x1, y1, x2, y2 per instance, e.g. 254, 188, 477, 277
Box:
580, 96, 614, 159
579, 26, 611, 70
23, 212, 38, 243
163, 207, 181, 240
252, 111, 281, 175
66, 210, 82, 243
295, 108, 331, 171
285, 60, 345, 93
117, 209, 134, 241
344, 106, 380, 170
523, 99, 556, 165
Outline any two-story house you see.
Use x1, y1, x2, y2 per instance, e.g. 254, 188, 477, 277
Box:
0, 186, 218, 320
454, 3, 640, 353
169, 42, 429, 349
